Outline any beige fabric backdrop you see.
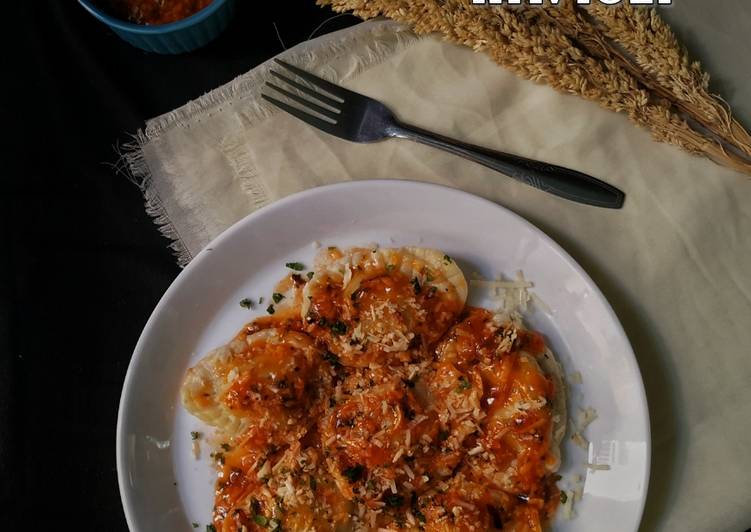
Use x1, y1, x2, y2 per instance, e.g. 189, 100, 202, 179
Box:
128, 5, 751, 532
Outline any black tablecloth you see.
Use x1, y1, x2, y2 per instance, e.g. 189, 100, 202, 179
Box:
2, 3, 357, 528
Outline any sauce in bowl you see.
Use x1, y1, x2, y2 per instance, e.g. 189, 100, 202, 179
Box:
97, 0, 213, 25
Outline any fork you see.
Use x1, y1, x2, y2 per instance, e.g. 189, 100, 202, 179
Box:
262, 59, 624, 209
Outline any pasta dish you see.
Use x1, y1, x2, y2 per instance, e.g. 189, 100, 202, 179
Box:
181, 246, 566, 531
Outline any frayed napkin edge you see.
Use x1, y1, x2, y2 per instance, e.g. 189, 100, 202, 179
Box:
117, 20, 421, 267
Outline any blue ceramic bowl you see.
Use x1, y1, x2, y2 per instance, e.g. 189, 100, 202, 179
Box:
77, 0, 237, 54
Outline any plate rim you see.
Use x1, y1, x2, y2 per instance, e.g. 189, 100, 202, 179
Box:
116, 179, 651, 531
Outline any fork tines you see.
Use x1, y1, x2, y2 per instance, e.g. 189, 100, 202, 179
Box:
262, 59, 347, 129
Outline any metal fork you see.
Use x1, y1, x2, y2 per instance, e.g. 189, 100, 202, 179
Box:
262, 59, 624, 209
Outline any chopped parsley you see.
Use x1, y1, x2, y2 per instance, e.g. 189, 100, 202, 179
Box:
258, 296, 265, 304
191, 524, 199, 529
306, 271, 314, 280
330, 320, 347, 335
220, 443, 231, 452
190, 431, 202, 441
253, 515, 269, 526
443, 254, 453, 263
323, 352, 342, 367
411, 492, 426, 522
411, 277, 421, 294
384, 494, 404, 507
456, 376, 471, 392
206, 525, 216, 532
285, 262, 305, 271
425, 271, 434, 282
266, 304, 275, 315
239, 298, 254, 309
386, 264, 395, 272
272, 292, 285, 303
402, 377, 416, 388
342, 464, 365, 482
211, 452, 225, 465
560, 491, 568, 504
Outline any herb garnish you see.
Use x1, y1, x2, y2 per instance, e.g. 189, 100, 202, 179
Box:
239, 298, 254, 309
307, 271, 314, 280
285, 262, 305, 271
342, 464, 365, 482
190, 431, 202, 441
323, 352, 342, 367
411, 492, 426, 522
386, 264, 395, 272
456, 376, 471, 392
560, 491, 568, 504
411, 277, 421, 294
384, 494, 404, 507
206, 525, 216, 532
443, 254, 453, 263
266, 304, 275, 315
191, 524, 199, 529
272, 292, 285, 303
253, 515, 269, 526
330, 320, 347, 335
220, 443, 231, 452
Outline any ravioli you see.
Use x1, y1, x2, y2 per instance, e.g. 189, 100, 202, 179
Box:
180, 246, 565, 532
432, 308, 565, 529
302, 247, 468, 366
181, 328, 327, 441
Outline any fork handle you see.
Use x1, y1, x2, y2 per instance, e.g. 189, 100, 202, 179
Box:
389, 122, 624, 209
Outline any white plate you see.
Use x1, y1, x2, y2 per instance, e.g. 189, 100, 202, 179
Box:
117, 180, 650, 531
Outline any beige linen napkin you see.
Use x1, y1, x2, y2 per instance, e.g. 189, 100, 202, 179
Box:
125, 7, 751, 532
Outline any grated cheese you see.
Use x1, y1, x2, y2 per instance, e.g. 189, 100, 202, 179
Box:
467, 445, 484, 456
577, 407, 598, 430
571, 431, 589, 450
145, 435, 171, 450
257, 460, 271, 480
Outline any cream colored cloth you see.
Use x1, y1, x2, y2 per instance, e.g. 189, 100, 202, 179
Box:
127, 8, 751, 532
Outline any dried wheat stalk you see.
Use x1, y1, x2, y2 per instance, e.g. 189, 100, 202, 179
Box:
316, 0, 751, 175
526, 2, 751, 166
587, 3, 751, 159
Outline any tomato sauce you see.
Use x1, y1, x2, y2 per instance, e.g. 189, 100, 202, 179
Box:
97, 0, 213, 25
183, 251, 561, 531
